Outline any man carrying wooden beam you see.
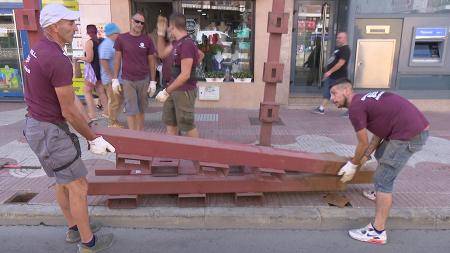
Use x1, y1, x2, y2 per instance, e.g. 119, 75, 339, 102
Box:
330, 78, 429, 244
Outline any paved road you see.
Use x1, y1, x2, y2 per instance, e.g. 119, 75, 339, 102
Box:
1, 225, 449, 253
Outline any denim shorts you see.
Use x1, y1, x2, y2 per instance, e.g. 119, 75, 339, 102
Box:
122, 78, 149, 116
373, 130, 429, 193
24, 117, 88, 185
322, 78, 335, 100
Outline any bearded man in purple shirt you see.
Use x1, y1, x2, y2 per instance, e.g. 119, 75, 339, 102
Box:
23, 4, 114, 252
330, 78, 429, 245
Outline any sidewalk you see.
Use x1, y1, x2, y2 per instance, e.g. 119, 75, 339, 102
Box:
0, 102, 449, 229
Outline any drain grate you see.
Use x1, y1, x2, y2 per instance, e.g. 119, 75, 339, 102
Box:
248, 117, 284, 126
6, 192, 38, 204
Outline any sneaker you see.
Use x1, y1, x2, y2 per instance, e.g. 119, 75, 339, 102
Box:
78, 233, 114, 253
363, 190, 376, 201
101, 113, 109, 119
66, 221, 103, 243
348, 223, 387, 244
96, 104, 103, 111
312, 107, 325, 115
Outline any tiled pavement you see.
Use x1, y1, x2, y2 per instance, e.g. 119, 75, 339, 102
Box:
0, 102, 449, 209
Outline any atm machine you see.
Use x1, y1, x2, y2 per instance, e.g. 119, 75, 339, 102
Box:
410, 27, 448, 67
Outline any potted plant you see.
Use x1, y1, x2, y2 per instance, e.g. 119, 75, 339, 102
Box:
205, 71, 225, 82
232, 71, 253, 83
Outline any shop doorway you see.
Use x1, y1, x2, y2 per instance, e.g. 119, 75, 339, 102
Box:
290, 1, 335, 95
132, 1, 174, 36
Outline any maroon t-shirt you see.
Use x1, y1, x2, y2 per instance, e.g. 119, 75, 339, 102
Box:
23, 38, 73, 123
169, 35, 198, 91
349, 91, 429, 140
114, 32, 156, 81
162, 41, 175, 83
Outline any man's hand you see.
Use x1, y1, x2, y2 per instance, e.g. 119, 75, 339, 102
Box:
324, 71, 332, 78
88, 136, 116, 155
155, 89, 169, 103
157, 16, 168, 37
148, 81, 157, 97
112, 79, 121, 95
338, 161, 358, 183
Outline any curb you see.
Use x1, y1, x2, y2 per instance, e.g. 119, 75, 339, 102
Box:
1, 204, 449, 230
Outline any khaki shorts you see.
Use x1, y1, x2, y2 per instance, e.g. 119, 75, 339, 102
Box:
162, 89, 197, 132
122, 78, 149, 116
24, 117, 87, 185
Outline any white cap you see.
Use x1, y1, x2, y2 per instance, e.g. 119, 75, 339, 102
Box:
39, 4, 80, 28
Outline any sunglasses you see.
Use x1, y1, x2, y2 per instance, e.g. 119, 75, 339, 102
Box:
133, 19, 145, 25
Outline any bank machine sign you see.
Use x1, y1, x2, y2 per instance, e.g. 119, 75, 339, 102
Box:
415, 27, 448, 38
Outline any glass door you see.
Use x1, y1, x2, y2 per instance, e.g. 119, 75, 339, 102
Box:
0, 13, 23, 97
290, 1, 334, 94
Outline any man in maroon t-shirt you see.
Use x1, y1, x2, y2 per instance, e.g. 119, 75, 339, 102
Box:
330, 79, 429, 245
23, 4, 114, 251
112, 12, 157, 131
155, 13, 205, 138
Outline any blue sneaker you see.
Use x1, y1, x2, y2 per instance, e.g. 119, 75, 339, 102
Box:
312, 107, 325, 115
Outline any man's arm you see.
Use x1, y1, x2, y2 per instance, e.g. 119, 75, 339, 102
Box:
198, 49, 204, 63
325, 59, 346, 78
100, 59, 113, 80
148, 54, 157, 81
113, 50, 122, 79
166, 58, 193, 93
55, 85, 97, 141
364, 135, 382, 158
351, 128, 369, 165
157, 36, 173, 59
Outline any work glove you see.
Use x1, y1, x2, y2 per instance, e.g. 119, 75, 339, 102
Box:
112, 79, 121, 95
337, 161, 358, 183
148, 80, 157, 97
88, 136, 116, 155
155, 89, 170, 103
157, 15, 168, 37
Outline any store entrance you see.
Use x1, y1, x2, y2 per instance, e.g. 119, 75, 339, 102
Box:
290, 1, 335, 95
132, 1, 174, 36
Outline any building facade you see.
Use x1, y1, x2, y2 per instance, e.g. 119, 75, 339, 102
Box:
2, 0, 450, 106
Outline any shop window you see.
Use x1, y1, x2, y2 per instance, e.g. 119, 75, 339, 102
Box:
181, 0, 254, 82
0, 15, 23, 95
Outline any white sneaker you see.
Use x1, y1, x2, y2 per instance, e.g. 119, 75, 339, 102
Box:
363, 190, 376, 201
348, 223, 387, 244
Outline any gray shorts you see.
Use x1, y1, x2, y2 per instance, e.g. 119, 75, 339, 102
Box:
122, 78, 149, 116
373, 130, 429, 193
24, 117, 87, 185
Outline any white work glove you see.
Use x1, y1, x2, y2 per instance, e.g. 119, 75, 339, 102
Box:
155, 89, 170, 103
148, 81, 157, 97
112, 79, 121, 95
88, 136, 116, 155
337, 161, 358, 183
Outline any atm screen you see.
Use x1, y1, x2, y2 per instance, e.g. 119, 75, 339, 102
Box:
413, 42, 440, 58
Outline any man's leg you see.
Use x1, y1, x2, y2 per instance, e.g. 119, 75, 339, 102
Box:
55, 184, 76, 227
127, 115, 137, 130
95, 81, 109, 117
166, 125, 178, 135
65, 177, 93, 243
186, 128, 199, 138
373, 192, 392, 231
136, 112, 145, 131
